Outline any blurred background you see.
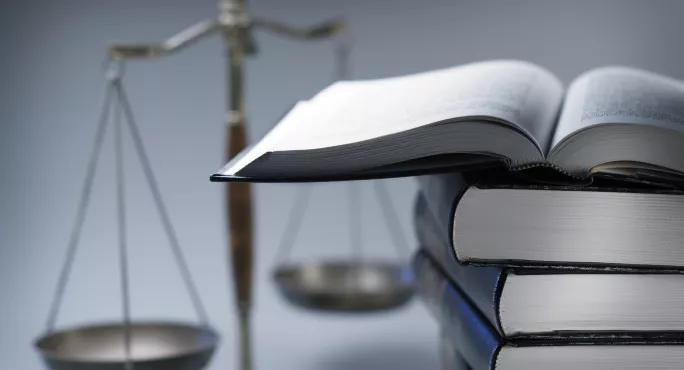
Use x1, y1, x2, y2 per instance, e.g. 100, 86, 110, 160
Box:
3, 0, 684, 369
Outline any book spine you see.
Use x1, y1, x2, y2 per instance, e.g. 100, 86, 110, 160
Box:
414, 193, 506, 335
441, 332, 473, 370
414, 252, 501, 370
413, 246, 446, 320
417, 173, 469, 239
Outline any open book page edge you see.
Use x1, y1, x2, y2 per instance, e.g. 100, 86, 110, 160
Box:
219, 101, 312, 176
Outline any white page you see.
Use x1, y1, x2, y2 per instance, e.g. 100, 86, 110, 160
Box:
222, 101, 312, 175
552, 66, 684, 148
269, 60, 564, 153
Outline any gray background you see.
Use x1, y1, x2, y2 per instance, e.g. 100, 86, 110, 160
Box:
2, 0, 684, 369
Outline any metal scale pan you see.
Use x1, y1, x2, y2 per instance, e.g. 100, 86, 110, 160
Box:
274, 261, 414, 312
271, 180, 415, 313
34, 70, 218, 370
35, 322, 218, 370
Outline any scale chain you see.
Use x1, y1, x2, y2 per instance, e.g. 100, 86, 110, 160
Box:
373, 180, 411, 259
44, 84, 114, 333
272, 185, 312, 266
348, 182, 363, 262
113, 81, 134, 370
44, 59, 211, 367
334, 32, 367, 263
114, 78, 210, 326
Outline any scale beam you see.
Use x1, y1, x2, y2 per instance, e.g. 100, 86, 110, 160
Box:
253, 18, 345, 40
108, 19, 222, 59
108, 18, 345, 60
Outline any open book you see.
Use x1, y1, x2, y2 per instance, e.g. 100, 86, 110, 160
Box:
212, 60, 684, 185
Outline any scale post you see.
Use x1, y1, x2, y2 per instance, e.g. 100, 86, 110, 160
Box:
107, 2, 345, 369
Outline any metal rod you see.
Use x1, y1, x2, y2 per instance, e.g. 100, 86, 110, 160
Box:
272, 186, 313, 266
373, 180, 411, 259
348, 182, 363, 262
253, 17, 345, 40
108, 20, 221, 59
113, 79, 133, 369
44, 84, 113, 334
116, 80, 211, 326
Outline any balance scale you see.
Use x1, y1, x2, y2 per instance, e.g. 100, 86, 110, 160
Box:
33, 1, 415, 369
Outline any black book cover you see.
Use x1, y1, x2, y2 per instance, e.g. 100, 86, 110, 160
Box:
417, 171, 684, 272
414, 192, 505, 334
416, 191, 684, 340
413, 251, 500, 370
211, 153, 505, 183
413, 251, 684, 370
440, 332, 473, 370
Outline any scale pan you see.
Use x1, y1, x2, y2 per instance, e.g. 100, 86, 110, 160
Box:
34, 321, 219, 370
274, 261, 414, 312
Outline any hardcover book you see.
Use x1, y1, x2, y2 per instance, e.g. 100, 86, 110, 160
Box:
417, 172, 684, 269
212, 60, 684, 187
413, 251, 684, 370
415, 193, 684, 336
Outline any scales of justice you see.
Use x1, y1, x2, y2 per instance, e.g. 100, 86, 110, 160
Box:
33, 1, 415, 369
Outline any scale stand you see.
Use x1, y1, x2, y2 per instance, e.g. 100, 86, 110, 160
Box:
35, 61, 219, 370
106, 1, 344, 369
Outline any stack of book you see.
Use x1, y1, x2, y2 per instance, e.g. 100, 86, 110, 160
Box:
413, 172, 684, 370
212, 59, 684, 369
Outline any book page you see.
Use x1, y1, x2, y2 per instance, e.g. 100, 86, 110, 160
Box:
552, 66, 684, 147
269, 60, 564, 153
222, 101, 312, 175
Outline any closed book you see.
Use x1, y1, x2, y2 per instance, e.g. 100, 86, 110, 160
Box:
413, 251, 684, 370
418, 172, 684, 269
415, 192, 684, 336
